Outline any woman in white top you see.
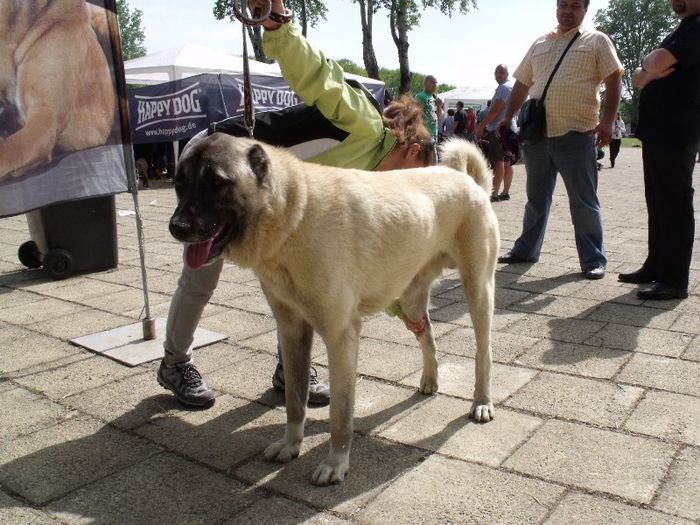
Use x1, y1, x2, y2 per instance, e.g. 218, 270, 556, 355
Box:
610, 112, 626, 168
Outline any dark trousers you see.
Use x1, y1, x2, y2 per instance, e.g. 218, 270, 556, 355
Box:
609, 138, 621, 165
641, 138, 697, 289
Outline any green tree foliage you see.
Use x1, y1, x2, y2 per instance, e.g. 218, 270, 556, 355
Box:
335, 59, 454, 100
594, 0, 675, 130
116, 0, 147, 60
287, 0, 327, 34
335, 58, 369, 76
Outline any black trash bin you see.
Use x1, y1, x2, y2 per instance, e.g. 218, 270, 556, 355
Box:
18, 195, 119, 280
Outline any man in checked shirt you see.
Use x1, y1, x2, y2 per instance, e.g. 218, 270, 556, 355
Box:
496, 0, 623, 281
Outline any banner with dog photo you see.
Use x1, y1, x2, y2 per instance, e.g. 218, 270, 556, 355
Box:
0, 0, 129, 218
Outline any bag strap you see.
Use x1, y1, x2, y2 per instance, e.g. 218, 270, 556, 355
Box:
541, 31, 580, 102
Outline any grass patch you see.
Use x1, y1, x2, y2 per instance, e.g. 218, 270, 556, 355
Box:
622, 137, 641, 148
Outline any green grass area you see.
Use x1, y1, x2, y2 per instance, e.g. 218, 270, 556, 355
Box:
621, 137, 642, 148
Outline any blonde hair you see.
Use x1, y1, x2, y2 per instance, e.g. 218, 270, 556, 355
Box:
383, 94, 435, 166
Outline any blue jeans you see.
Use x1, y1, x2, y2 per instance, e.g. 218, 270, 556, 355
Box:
511, 131, 607, 271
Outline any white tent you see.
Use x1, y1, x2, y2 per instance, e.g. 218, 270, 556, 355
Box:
123, 43, 280, 85
123, 42, 384, 88
438, 86, 495, 111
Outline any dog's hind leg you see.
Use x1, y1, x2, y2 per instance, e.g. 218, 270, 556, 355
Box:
312, 315, 361, 486
262, 296, 313, 464
457, 249, 495, 423
399, 261, 444, 395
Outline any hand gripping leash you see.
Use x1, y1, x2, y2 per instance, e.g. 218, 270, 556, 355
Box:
230, 0, 293, 137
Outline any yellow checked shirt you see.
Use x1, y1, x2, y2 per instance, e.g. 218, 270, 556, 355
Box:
514, 26, 623, 138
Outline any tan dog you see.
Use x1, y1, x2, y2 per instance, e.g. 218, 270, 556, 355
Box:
0, 0, 115, 179
170, 135, 498, 485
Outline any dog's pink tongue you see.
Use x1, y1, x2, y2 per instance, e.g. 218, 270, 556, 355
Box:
185, 240, 213, 270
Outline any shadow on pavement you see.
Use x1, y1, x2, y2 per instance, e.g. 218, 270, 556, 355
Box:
0, 385, 474, 523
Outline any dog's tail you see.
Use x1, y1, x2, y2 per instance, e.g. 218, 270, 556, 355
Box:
439, 138, 492, 196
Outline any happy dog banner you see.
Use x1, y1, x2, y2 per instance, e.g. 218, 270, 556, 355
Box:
129, 74, 225, 144
128, 73, 384, 144
0, 0, 128, 218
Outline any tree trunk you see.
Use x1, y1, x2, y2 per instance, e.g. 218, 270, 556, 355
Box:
246, 25, 270, 63
358, 0, 380, 79
389, 0, 411, 93
300, 0, 308, 36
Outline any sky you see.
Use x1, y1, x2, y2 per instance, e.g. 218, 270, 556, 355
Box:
127, 0, 612, 89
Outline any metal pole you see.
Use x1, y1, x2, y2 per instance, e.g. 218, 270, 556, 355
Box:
128, 167, 156, 340
104, 0, 156, 341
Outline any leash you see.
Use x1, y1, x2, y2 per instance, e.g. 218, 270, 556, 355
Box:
240, 22, 255, 138
230, 0, 293, 138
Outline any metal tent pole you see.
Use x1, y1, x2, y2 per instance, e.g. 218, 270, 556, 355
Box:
127, 161, 156, 340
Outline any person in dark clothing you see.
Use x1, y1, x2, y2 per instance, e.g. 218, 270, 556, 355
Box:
621, 0, 700, 300
453, 101, 467, 137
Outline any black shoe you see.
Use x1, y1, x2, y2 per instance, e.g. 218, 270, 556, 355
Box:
637, 282, 688, 300
497, 251, 533, 264
584, 266, 605, 280
498, 193, 510, 201
157, 359, 215, 408
618, 269, 656, 284
490, 194, 499, 203
272, 362, 330, 406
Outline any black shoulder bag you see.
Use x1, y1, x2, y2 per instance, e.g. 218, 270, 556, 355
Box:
518, 31, 580, 145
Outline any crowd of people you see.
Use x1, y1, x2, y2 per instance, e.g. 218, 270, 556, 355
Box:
156, 0, 700, 410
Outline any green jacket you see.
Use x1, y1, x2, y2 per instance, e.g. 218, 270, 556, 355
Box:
263, 23, 396, 170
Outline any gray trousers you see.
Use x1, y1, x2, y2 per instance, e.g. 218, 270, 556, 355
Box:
163, 257, 285, 368
163, 258, 223, 366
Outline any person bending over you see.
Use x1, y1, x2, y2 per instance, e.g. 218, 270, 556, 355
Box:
157, 1, 436, 408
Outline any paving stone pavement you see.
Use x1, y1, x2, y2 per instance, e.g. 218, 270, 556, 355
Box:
1, 147, 699, 524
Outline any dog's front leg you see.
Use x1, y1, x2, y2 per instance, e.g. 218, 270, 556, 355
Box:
263, 298, 313, 463
312, 319, 360, 485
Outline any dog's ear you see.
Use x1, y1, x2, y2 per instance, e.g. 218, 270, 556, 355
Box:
247, 144, 269, 186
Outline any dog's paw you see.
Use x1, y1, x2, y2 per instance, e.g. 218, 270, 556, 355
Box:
311, 453, 349, 486
469, 402, 495, 422
419, 372, 439, 395
264, 440, 301, 463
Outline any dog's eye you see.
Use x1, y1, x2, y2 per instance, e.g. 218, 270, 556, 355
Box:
210, 176, 231, 191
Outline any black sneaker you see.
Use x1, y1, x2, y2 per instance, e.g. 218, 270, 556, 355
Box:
498, 192, 510, 201
157, 359, 215, 408
272, 362, 330, 406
